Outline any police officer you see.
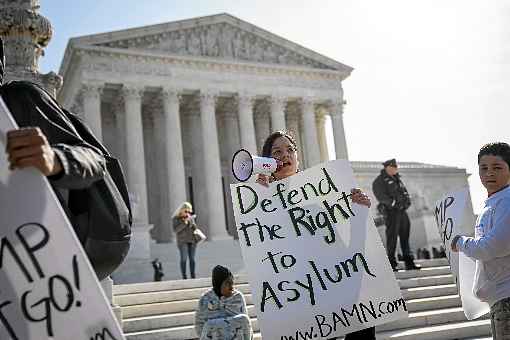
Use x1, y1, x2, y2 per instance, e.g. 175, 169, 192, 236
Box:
372, 159, 420, 271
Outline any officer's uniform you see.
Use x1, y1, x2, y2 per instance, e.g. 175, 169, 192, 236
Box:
372, 159, 420, 271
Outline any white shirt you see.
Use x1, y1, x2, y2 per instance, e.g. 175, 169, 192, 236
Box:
457, 185, 510, 306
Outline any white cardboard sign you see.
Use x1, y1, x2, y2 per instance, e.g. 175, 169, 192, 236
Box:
434, 188, 490, 320
0, 98, 126, 340
231, 159, 408, 339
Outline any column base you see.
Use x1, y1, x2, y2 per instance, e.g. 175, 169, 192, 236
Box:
127, 223, 153, 260
100, 277, 123, 326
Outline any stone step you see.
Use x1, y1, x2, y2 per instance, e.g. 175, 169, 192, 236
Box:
115, 284, 252, 306
114, 259, 450, 295
377, 307, 488, 332
124, 317, 490, 340
114, 275, 249, 295
116, 279, 457, 307
251, 320, 491, 340
121, 294, 462, 336
123, 304, 484, 335
399, 274, 455, 289
120, 286, 460, 319
394, 266, 451, 280
376, 319, 491, 340
119, 259, 462, 340
113, 266, 455, 298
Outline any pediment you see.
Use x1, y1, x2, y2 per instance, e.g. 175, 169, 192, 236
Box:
70, 14, 351, 72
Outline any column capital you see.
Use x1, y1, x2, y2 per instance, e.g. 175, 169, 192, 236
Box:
161, 87, 182, 103
238, 93, 256, 109
200, 89, 219, 100
329, 99, 345, 116
122, 85, 144, 101
301, 97, 316, 115
269, 95, 287, 108
81, 83, 103, 100
316, 110, 327, 123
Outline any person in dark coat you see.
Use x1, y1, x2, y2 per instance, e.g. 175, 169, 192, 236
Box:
1, 37, 131, 280
372, 159, 420, 271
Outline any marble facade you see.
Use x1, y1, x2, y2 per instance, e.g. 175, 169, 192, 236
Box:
58, 13, 352, 246
56, 14, 475, 278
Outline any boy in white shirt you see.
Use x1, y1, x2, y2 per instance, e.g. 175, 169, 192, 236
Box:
452, 142, 510, 339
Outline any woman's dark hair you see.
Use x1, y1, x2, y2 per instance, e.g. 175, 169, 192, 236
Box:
261, 130, 297, 157
212, 265, 233, 297
478, 142, 510, 168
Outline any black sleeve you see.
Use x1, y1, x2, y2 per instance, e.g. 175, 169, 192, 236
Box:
1, 81, 106, 189
372, 176, 394, 207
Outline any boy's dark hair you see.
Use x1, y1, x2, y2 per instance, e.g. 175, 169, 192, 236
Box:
478, 142, 510, 168
261, 130, 297, 157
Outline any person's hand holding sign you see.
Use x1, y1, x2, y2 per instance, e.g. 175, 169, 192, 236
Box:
450, 235, 461, 252
350, 188, 371, 208
6, 127, 63, 176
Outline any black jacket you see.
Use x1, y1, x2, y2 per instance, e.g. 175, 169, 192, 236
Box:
372, 170, 411, 211
0, 39, 131, 279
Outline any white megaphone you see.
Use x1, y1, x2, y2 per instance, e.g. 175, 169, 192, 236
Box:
232, 149, 279, 182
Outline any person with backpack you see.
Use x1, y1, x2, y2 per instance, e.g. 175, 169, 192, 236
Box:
1, 37, 131, 281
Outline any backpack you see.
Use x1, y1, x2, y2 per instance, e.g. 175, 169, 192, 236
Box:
63, 109, 132, 280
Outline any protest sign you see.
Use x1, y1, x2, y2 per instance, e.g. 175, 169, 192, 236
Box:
434, 188, 489, 320
0, 98, 125, 340
231, 159, 407, 339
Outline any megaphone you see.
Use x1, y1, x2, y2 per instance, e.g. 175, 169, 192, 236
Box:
232, 149, 279, 182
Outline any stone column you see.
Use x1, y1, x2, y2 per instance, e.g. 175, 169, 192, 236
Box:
152, 108, 170, 242
199, 90, 228, 240
162, 88, 187, 241
316, 110, 329, 162
223, 100, 242, 160
286, 109, 304, 167
330, 100, 349, 160
270, 96, 286, 132
221, 106, 240, 237
81, 83, 103, 140
254, 102, 271, 154
238, 94, 258, 154
122, 86, 149, 226
301, 98, 321, 166
187, 100, 208, 231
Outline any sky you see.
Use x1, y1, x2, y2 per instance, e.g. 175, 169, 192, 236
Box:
38, 0, 510, 213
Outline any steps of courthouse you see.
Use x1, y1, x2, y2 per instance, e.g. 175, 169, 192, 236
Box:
113, 258, 492, 340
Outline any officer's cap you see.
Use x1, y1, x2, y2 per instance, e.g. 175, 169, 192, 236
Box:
382, 158, 397, 168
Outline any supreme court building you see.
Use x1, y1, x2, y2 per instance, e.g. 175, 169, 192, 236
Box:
57, 13, 474, 281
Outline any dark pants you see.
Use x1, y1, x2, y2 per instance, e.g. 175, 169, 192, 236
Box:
344, 326, 376, 340
385, 209, 412, 268
178, 242, 197, 279
490, 297, 510, 339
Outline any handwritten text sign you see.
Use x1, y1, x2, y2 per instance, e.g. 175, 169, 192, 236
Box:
434, 188, 489, 320
0, 98, 125, 340
231, 160, 407, 339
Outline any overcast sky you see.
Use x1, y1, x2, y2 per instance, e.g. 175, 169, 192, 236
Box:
39, 0, 510, 213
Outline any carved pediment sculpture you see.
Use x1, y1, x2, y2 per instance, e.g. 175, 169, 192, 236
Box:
96, 22, 334, 70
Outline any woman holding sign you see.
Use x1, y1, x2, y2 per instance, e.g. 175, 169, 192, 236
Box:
256, 131, 376, 340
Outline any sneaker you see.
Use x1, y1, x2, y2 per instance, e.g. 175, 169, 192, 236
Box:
405, 262, 421, 270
